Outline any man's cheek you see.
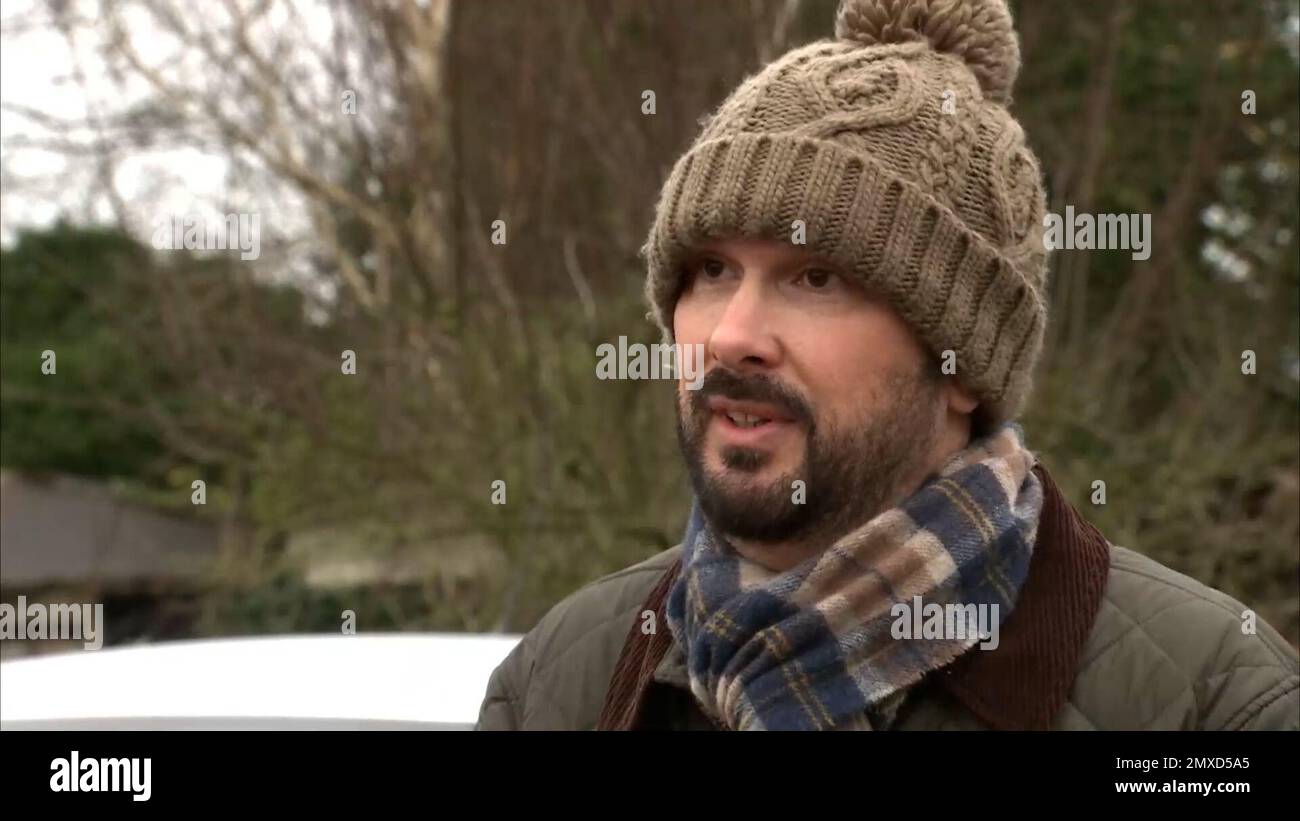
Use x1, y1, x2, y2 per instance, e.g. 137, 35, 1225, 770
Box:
680, 342, 706, 390
677, 381, 699, 412
677, 390, 708, 441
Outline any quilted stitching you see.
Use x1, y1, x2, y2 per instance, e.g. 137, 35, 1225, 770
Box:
1063, 545, 1298, 729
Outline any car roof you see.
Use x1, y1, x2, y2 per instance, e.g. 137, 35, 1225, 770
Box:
0, 633, 521, 726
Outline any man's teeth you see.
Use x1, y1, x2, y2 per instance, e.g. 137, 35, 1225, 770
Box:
726, 412, 769, 428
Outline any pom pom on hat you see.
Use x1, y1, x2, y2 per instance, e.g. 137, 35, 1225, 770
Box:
834, 0, 1022, 105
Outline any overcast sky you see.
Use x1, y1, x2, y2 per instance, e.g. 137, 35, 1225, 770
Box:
0, 0, 341, 253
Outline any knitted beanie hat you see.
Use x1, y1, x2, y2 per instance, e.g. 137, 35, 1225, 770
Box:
642, 0, 1050, 425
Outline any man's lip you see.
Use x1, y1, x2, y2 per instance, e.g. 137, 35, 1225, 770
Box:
705, 396, 795, 422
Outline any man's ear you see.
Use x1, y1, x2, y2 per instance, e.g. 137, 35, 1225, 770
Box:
943, 377, 980, 416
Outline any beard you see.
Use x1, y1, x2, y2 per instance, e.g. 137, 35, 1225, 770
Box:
675, 363, 943, 547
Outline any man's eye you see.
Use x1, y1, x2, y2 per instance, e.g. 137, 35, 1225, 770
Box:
699, 257, 726, 279
801, 268, 836, 289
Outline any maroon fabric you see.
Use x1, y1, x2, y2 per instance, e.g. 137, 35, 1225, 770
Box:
939, 464, 1112, 729
596, 463, 1112, 731
595, 560, 681, 730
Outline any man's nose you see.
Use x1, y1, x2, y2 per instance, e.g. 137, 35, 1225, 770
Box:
707, 279, 781, 372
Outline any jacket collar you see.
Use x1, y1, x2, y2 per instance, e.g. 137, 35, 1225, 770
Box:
596, 463, 1113, 731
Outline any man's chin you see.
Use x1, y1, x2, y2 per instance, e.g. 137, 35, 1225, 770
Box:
693, 474, 811, 545
704, 469, 779, 496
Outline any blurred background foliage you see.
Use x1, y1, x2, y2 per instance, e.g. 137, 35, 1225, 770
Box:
1, 0, 1297, 644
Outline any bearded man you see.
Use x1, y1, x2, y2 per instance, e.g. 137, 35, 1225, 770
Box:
475, 0, 1298, 731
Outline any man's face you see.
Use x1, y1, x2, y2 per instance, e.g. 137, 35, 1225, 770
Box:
672, 236, 953, 547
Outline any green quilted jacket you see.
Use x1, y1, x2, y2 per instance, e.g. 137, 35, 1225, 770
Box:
475, 466, 1299, 731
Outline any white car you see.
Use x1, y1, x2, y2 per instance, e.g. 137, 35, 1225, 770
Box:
0, 633, 521, 730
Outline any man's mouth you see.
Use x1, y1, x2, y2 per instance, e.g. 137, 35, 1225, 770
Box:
706, 397, 797, 437
726, 412, 768, 429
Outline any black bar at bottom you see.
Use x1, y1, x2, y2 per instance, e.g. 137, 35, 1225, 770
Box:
0, 730, 1291, 809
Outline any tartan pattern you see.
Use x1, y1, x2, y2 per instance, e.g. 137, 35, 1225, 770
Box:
664, 421, 1044, 730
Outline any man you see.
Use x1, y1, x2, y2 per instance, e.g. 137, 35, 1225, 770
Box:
475, 0, 1299, 730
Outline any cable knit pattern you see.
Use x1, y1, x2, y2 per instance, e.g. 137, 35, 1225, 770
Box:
834, 0, 1021, 105
641, 0, 1050, 424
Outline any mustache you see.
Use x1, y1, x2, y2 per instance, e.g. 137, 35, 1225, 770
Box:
689, 368, 813, 426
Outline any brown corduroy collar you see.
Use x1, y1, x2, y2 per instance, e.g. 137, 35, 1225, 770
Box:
595, 464, 1112, 731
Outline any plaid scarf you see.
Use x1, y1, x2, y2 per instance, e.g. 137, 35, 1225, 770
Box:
664, 422, 1044, 730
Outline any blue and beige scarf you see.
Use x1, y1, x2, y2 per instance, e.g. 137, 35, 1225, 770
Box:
664, 421, 1044, 730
